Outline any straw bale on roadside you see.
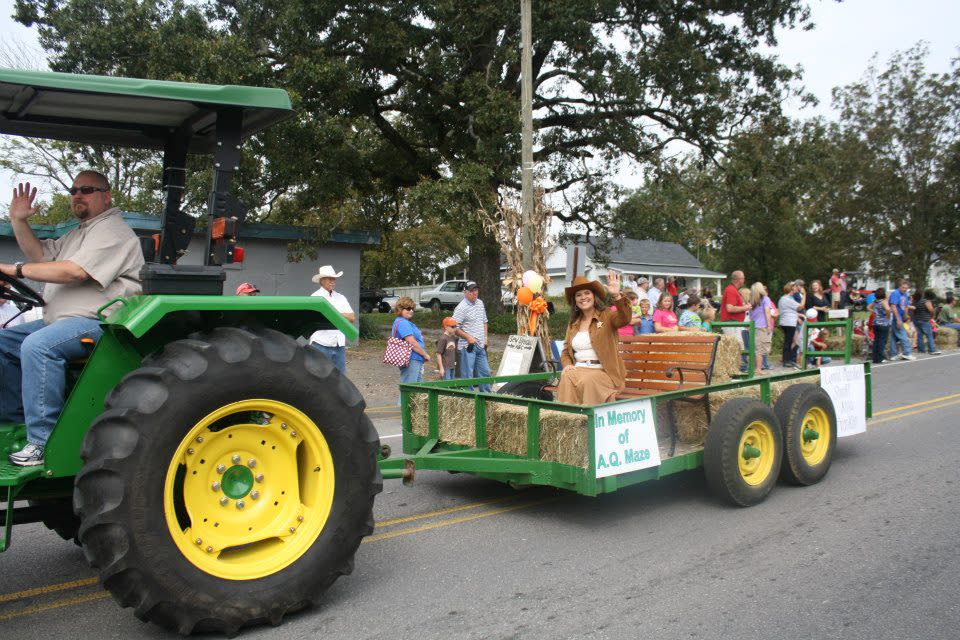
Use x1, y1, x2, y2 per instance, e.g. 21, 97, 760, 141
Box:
935, 327, 958, 349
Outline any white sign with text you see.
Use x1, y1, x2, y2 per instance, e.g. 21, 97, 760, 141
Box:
819, 364, 867, 437
594, 399, 661, 478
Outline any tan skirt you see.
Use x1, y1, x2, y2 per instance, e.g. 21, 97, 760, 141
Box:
556, 367, 619, 405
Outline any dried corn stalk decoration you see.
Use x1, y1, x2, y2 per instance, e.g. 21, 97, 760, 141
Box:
476, 188, 555, 356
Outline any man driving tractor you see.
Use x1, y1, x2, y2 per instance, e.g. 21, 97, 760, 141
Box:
0, 171, 144, 466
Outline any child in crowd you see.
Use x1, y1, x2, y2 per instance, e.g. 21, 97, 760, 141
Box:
699, 302, 716, 331
653, 293, 679, 333
677, 294, 703, 331
636, 298, 655, 334
618, 290, 642, 338
435, 317, 459, 379
808, 326, 832, 367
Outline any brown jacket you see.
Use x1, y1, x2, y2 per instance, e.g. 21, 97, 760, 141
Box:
560, 296, 632, 387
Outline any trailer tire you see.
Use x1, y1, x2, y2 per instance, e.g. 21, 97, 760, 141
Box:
74, 327, 381, 635
704, 398, 782, 507
28, 497, 80, 544
774, 384, 837, 485
497, 380, 554, 401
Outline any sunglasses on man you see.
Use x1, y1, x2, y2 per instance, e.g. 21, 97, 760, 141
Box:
68, 186, 109, 195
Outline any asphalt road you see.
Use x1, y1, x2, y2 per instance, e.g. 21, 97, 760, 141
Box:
2, 353, 959, 639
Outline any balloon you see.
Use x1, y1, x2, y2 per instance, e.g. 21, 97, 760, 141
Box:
522, 270, 544, 294
516, 287, 534, 306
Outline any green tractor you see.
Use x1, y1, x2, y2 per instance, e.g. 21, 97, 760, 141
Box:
0, 70, 382, 634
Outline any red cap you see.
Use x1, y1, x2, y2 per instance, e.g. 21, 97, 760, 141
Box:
236, 282, 259, 295
442, 317, 459, 328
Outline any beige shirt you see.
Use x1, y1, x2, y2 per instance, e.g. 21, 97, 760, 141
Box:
40, 208, 144, 323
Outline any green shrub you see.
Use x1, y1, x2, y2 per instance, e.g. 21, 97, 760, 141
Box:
358, 314, 382, 340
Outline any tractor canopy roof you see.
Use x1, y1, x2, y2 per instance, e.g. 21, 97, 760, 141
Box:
0, 68, 294, 153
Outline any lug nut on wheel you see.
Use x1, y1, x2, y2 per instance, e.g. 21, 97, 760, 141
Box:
195, 538, 202, 545
211, 481, 221, 492
231, 454, 241, 464
247, 459, 256, 468
216, 464, 226, 474
219, 497, 229, 506
255, 473, 264, 483
236, 500, 245, 510
250, 490, 260, 500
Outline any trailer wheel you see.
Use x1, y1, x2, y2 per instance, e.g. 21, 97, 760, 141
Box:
497, 379, 554, 401
74, 327, 381, 635
774, 384, 837, 485
704, 398, 782, 507
28, 497, 80, 544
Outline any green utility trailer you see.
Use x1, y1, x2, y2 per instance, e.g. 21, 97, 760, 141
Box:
381, 329, 872, 507
0, 70, 381, 635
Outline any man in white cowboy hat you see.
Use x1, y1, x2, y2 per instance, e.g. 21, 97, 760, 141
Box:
308, 265, 355, 374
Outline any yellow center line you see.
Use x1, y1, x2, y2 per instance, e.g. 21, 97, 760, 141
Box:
871, 392, 960, 416
0, 578, 99, 604
0, 591, 110, 622
869, 399, 960, 427
376, 495, 516, 528
363, 497, 556, 544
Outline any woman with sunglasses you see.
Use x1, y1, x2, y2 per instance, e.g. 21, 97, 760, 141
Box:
391, 297, 432, 402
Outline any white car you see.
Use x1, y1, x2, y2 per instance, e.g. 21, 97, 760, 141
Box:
419, 280, 469, 311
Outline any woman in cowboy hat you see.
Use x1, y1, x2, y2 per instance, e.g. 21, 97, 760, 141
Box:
557, 269, 632, 405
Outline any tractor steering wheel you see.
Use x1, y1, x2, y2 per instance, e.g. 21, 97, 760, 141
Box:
0, 272, 46, 308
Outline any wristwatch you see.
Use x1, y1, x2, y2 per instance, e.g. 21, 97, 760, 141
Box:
14, 262, 24, 279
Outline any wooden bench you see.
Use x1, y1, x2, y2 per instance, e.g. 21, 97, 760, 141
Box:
618, 333, 720, 454
617, 333, 720, 398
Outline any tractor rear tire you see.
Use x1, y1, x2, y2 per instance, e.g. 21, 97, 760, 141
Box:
704, 398, 782, 507
774, 384, 837, 486
74, 327, 382, 635
28, 497, 80, 545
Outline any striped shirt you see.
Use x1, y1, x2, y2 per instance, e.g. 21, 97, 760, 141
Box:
452, 297, 488, 349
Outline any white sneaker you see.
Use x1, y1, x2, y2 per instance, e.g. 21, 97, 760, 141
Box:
901, 354, 916, 361
8, 443, 44, 467
930, 351, 942, 355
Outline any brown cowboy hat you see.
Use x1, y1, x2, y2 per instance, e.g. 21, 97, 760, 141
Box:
564, 275, 607, 305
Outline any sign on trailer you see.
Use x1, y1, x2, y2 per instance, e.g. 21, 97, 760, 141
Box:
819, 364, 867, 437
594, 398, 661, 478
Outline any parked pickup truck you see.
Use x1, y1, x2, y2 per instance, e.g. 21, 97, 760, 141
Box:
419, 279, 469, 311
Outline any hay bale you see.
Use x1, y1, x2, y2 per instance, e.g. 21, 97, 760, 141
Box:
408, 393, 478, 446
664, 376, 821, 445
711, 333, 744, 382
824, 333, 865, 355
936, 327, 958, 349
408, 394, 589, 466
487, 404, 589, 468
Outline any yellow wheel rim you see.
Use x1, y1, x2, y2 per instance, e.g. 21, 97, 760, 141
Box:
737, 420, 776, 486
163, 399, 335, 580
799, 406, 831, 466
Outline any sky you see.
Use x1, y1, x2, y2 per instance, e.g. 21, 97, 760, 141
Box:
0, 0, 958, 192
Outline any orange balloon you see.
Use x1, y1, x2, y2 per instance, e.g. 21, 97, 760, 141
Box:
516, 287, 534, 306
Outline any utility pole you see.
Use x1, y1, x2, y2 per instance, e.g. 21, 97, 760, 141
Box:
520, 0, 535, 270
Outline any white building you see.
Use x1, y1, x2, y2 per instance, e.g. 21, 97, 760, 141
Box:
528, 237, 725, 297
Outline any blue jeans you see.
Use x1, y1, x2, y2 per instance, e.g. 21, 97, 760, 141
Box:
890, 323, 911, 357
397, 359, 424, 405
311, 344, 346, 374
915, 320, 936, 353
443, 368, 455, 380
0, 318, 104, 446
873, 324, 890, 363
458, 345, 492, 392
